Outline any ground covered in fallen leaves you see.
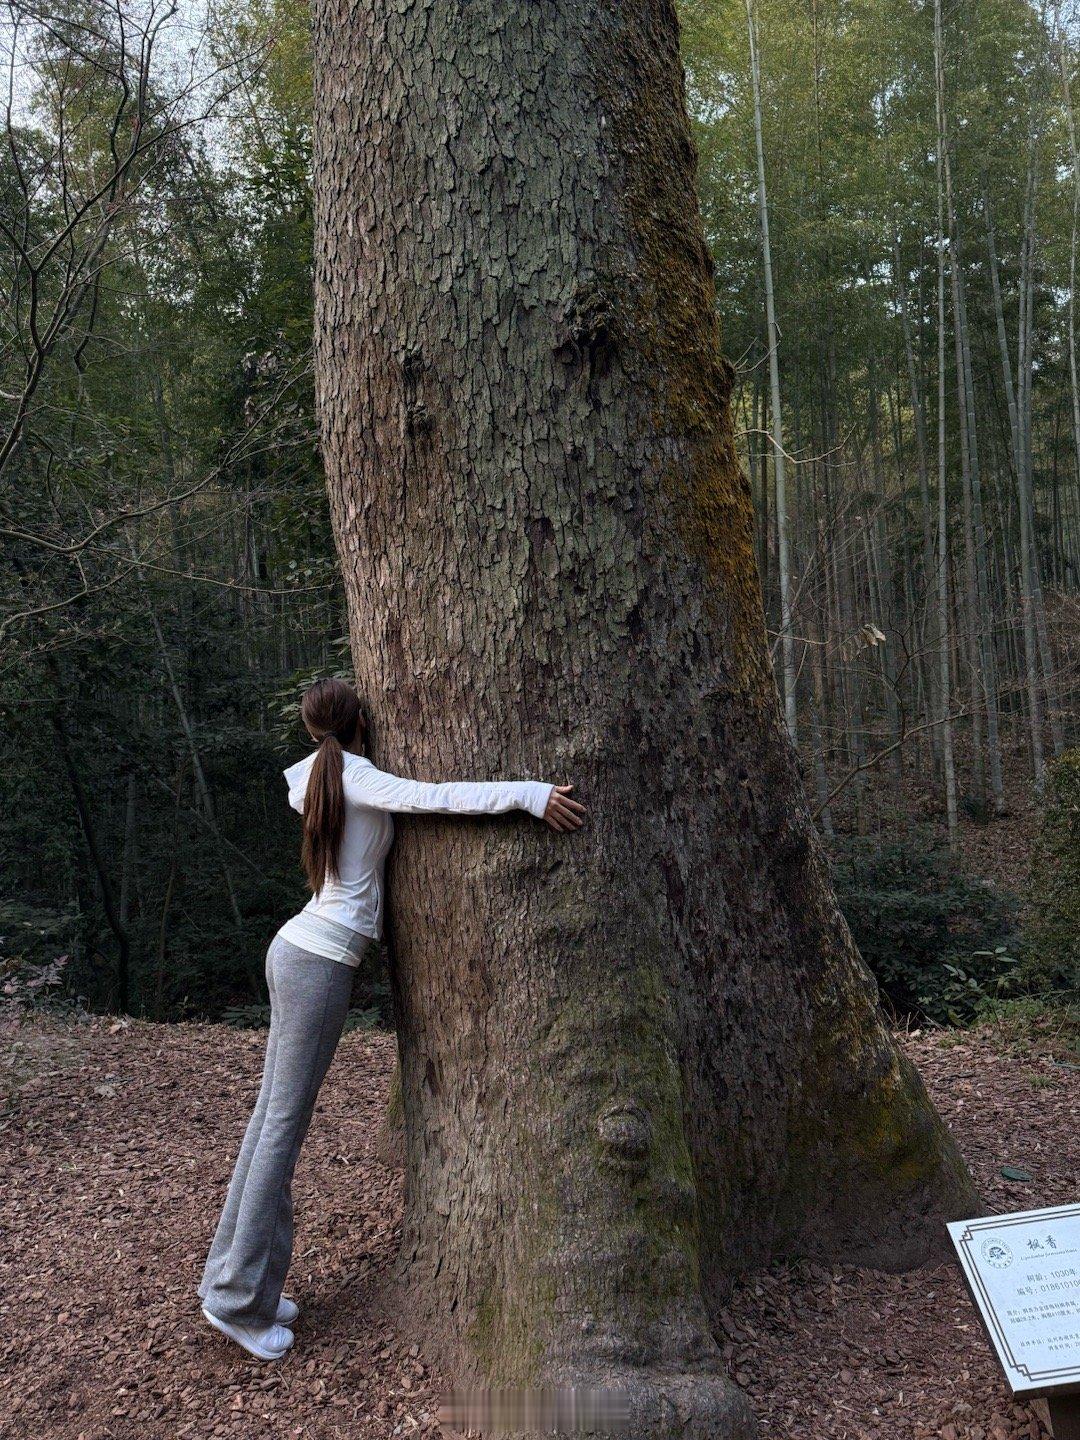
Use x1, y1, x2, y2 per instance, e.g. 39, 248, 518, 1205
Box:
0, 1013, 1076, 1440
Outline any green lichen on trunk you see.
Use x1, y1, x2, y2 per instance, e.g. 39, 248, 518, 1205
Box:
760, 830, 978, 1264
469, 1266, 555, 1386
486, 948, 714, 1370
594, 7, 768, 690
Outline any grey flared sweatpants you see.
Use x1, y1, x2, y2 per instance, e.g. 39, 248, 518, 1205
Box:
198, 933, 364, 1326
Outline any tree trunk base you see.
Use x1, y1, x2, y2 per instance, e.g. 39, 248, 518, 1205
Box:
436, 1356, 756, 1440
550, 1366, 756, 1440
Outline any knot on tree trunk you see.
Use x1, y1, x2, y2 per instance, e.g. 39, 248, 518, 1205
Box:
596, 1102, 652, 1172
400, 346, 434, 439
554, 286, 616, 376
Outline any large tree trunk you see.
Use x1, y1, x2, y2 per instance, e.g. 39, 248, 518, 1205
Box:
311, 2, 976, 1432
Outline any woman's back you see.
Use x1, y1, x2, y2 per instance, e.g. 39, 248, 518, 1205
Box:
282, 748, 552, 943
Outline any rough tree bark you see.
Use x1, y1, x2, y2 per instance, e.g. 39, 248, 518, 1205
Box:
311, 3, 977, 1434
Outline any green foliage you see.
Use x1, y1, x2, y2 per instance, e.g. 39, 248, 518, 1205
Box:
220, 1003, 275, 1028
0, 902, 79, 1015
830, 835, 1018, 1023
1022, 749, 1080, 995
0, 0, 348, 1023
927, 948, 1022, 1027
0, 900, 80, 966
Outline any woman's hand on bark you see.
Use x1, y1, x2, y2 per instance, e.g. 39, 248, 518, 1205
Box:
543, 784, 587, 832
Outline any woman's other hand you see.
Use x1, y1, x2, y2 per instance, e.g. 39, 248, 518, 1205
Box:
543, 784, 587, 832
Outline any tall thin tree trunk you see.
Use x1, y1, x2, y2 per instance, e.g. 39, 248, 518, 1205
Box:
985, 184, 1046, 785
934, 0, 958, 846
1063, 151, 1080, 582
750, 362, 768, 593
953, 249, 1005, 814
118, 773, 138, 1007
154, 756, 188, 1021
942, 137, 1003, 813
866, 339, 902, 793
950, 248, 985, 801
53, 712, 131, 1012
1057, 40, 1080, 593
746, 0, 796, 741
1018, 161, 1050, 783
893, 241, 941, 761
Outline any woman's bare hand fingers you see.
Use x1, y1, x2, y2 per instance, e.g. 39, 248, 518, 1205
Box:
544, 784, 587, 831
554, 786, 587, 812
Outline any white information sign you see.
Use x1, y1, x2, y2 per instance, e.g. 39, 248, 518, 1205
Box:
948, 1204, 1080, 1397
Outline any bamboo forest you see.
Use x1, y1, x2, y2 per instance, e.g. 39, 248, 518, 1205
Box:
2, 0, 1078, 1025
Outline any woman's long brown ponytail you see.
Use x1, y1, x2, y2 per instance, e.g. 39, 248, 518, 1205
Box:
298, 678, 363, 894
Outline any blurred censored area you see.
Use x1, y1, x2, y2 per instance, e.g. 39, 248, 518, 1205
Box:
436, 1386, 634, 1434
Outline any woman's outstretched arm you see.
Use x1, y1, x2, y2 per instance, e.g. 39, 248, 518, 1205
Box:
343, 764, 585, 831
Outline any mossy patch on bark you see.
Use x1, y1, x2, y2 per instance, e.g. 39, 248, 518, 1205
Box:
594, 18, 769, 695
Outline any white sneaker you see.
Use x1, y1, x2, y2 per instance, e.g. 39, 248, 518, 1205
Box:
202, 1306, 294, 1361
276, 1295, 299, 1325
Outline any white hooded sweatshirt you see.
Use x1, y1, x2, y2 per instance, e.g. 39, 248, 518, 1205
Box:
275, 749, 552, 966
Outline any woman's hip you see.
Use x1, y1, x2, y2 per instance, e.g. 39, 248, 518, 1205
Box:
265, 935, 356, 1016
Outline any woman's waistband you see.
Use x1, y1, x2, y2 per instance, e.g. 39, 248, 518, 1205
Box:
275, 912, 376, 968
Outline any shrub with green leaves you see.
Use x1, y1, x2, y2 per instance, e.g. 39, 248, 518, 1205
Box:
829, 834, 1018, 1024
1022, 749, 1080, 996
0, 901, 80, 1016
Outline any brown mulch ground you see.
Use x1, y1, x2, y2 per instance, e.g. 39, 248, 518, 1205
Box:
726, 1027, 1078, 1440
0, 1015, 1076, 1440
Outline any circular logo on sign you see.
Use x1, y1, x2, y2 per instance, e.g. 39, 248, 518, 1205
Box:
981, 1238, 1014, 1269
